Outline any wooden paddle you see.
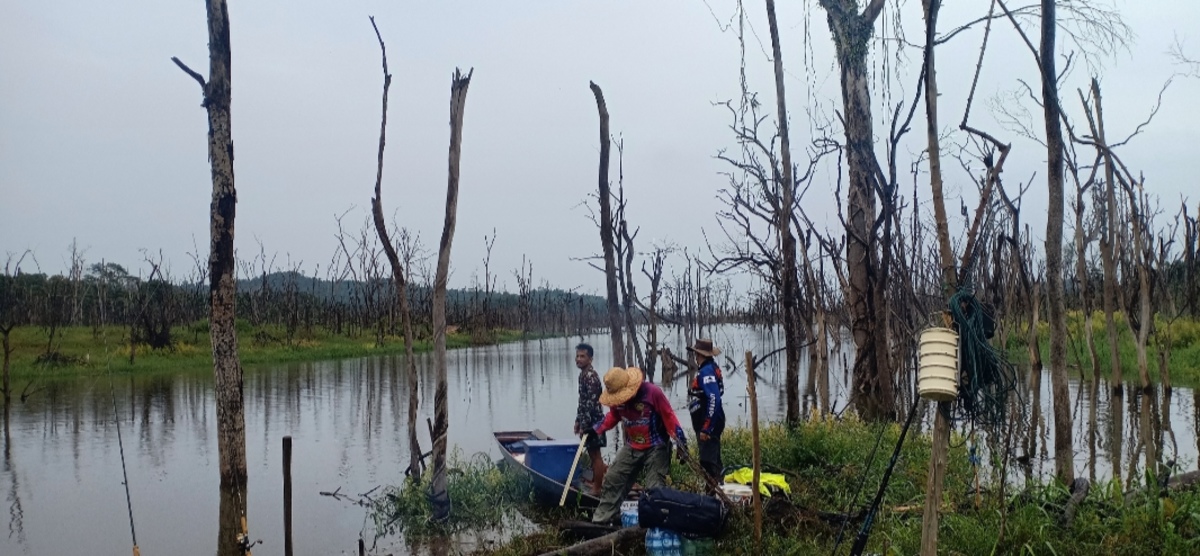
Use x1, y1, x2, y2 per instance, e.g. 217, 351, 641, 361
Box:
560, 435, 589, 506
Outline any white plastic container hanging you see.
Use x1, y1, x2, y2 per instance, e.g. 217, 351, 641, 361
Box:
917, 327, 960, 402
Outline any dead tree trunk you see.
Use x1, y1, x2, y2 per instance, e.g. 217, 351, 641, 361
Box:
764, 0, 802, 424
430, 68, 473, 521
367, 17, 422, 481
1125, 184, 1153, 391
1185, 205, 1198, 319
641, 249, 667, 381
589, 82, 626, 368
1, 327, 10, 408
820, 0, 894, 420
1038, 0, 1075, 486
1074, 181, 1100, 382
172, 0, 246, 489
1093, 79, 1123, 393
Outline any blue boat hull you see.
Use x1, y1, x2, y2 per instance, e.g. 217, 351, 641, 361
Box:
494, 430, 601, 508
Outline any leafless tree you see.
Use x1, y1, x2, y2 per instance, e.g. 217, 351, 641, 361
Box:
995, 0, 1133, 487
429, 68, 473, 522
366, 17, 423, 480
815, 0, 899, 421
588, 82, 626, 367
171, 0, 247, 491
0, 252, 33, 408
709, 1, 834, 423
513, 255, 533, 337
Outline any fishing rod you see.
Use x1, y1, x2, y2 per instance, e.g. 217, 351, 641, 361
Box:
108, 372, 140, 556
847, 396, 922, 556
99, 264, 140, 556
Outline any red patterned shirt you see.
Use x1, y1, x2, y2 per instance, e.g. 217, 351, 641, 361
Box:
594, 382, 685, 450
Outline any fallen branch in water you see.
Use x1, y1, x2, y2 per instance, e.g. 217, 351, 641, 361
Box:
320, 486, 376, 507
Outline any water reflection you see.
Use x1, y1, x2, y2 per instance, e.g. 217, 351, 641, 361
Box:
4, 403, 26, 550
0, 325, 1195, 555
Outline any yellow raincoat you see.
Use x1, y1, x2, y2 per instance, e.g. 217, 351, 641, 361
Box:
723, 467, 791, 496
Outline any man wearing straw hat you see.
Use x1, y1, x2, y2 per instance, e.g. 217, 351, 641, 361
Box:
687, 338, 725, 486
589, 366, 688, 525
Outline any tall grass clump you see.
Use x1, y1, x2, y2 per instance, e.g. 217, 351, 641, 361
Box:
372, 451, 532, 537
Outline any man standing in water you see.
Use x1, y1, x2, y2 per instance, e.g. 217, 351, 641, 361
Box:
688, 339, 725, 486
573, 343, 607, 495
590, 366, 688, 525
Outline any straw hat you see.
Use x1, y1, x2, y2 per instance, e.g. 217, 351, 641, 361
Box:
687, 338, 722, 358
599, 366, 644, 406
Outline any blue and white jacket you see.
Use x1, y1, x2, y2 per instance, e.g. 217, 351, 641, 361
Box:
687, 360, 725, 435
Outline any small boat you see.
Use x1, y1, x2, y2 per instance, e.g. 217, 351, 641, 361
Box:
494, 430, 601, 508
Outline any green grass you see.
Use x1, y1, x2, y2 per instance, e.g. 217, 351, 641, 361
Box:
3, 322, 537, 377
1003, 311, 1200, 387
474, 419, 1200, 555
371, 451, 536, 538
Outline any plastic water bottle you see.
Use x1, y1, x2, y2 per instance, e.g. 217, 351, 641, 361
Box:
620, 501, 639, 528
645, 528, 682, 556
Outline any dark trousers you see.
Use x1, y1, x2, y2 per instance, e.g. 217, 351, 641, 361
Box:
691, 413, 724, 485
697, 433, 723, 483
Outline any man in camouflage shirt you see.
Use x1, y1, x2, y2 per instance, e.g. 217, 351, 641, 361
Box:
574, 343, 607, 494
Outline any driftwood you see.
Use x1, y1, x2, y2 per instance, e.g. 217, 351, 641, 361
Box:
535, 526, 645, 556
1123, 469, 1200, 503
1060, 478, 1090, 528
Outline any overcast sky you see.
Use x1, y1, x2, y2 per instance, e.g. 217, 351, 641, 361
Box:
2, 1, 1196, 295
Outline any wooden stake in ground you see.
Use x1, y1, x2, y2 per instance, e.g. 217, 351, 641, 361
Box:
746, 350, 763, 550
560, 435, 588, 506
919, 1, 952, 552
429, 68, 474, 522
171, 0, 247, 491
283, 436, 293, 556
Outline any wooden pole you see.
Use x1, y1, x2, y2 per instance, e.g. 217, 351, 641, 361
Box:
283, 435, 293, 556
921, 380, 952, 554
746, 351, 763, 550
560, 435, 588, 506
920, 1, 955, 548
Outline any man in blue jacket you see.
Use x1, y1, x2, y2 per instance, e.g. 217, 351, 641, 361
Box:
687, 338, 725, 485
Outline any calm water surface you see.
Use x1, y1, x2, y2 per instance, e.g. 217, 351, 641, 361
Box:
1, 325, 1195, 555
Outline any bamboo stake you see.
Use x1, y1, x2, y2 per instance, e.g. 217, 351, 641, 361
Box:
746, 350, 763, 550
561, 435, 588, 506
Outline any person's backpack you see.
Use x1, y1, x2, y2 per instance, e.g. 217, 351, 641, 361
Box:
637, 486, 727, 538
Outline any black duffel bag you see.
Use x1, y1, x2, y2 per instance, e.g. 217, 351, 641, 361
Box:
637, 486, 727, 538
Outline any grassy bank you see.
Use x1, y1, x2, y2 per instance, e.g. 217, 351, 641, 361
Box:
374, 419, 1200, 555
4, 322, 537, 377
1004, 311, 1200, 387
